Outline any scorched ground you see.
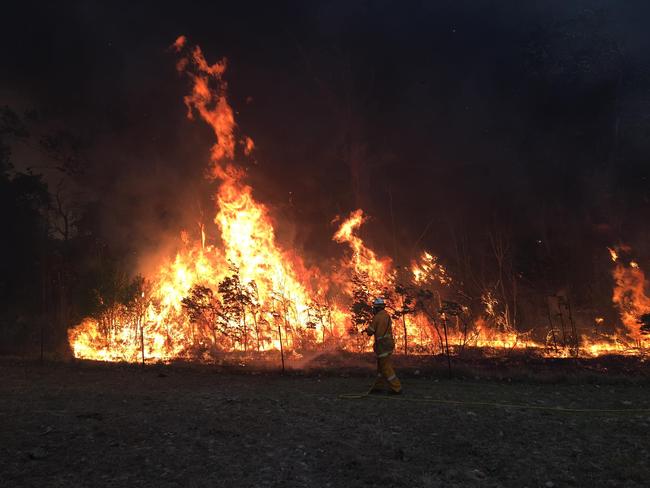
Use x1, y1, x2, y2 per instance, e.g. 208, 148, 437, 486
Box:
2, 359, 650, 487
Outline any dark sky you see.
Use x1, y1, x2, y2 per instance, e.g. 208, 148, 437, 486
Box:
3, 0, 650, 275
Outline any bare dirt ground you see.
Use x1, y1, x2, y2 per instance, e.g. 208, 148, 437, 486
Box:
2, 357, 650, 488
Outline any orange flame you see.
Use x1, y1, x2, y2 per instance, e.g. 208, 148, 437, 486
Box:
333, 209, 393, 289
610, 248, 650, 340
67, 39, 650, 363
68, 38, 347, 361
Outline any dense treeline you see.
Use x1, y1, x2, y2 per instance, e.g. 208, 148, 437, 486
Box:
0, 96, 641, 358
0, 107, 141, 357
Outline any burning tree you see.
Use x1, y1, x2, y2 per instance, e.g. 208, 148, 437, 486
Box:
348, 272, 374, 352
306, 298, 335, 344
218, 264, 253, 351
181, 284, 223, 351
245, 281, 266, 352
391, 283, 416, 355
409, 252, 457, 354
68, 265, 149, 362
92, 271, 144, 342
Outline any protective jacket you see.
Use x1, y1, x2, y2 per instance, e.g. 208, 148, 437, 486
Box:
367, 309, 395, 358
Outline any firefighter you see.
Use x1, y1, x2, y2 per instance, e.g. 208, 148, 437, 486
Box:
364, 297, 402, 394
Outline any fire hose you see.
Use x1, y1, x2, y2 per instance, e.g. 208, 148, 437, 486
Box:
338, 387, 650, 415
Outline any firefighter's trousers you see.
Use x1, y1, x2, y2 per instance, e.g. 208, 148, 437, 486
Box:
372, 354, 402, 393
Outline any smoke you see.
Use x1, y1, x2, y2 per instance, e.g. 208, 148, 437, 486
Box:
2, 1, 650, 298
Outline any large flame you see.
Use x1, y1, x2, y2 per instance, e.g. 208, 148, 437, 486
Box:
610, 246, 650, 341
69, 38, 344, 361
68, 38, 649, 362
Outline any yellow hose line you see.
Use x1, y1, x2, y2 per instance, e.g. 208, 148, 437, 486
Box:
338, 391, 650, 414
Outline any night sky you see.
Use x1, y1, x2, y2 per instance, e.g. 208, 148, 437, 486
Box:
3, 1, 650, 284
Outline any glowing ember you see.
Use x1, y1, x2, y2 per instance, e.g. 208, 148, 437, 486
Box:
608, 247, 619, 262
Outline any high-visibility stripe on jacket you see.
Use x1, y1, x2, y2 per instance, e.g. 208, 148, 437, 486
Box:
368, 309, 395, 357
